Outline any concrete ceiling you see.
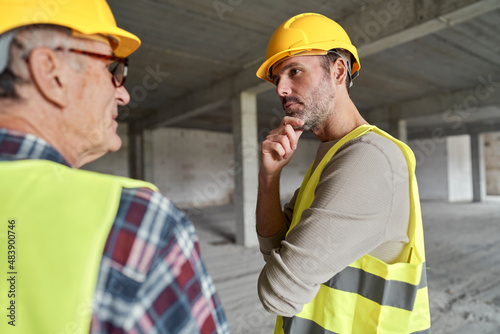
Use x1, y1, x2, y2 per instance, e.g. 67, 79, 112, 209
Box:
108, 0, 500, 140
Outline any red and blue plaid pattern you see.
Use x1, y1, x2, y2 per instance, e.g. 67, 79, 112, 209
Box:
0, 128, 230, 334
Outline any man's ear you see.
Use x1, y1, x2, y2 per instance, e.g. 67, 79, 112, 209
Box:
332, 57, 349, 88
27, 47, 69, 108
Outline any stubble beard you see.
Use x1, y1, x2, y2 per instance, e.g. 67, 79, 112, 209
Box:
283, 75, 336, 132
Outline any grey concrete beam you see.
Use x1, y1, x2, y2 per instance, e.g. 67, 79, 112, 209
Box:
407, 119, 500, 140
135, 0, 498, 131
349, 0, 500, 57
368, 78, 500, 125
135, 66, 261, 131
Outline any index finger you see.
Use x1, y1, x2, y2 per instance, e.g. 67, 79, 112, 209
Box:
282, 116, 304, 129
284, 125, 303, 150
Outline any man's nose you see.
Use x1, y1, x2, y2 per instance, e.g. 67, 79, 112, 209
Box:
116, 85, 131, 106
276, 78, 292, 97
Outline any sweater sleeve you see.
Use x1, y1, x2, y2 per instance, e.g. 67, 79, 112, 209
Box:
257, 134, 410, 317
257, 188, 299, 261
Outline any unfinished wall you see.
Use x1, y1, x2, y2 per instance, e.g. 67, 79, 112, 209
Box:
484, 132, 500, 195
83, 125, 318, 208
408, 137, 449, 201
408, 135, 479, 202
149, 128, 318, 208
151, 128, 234, 208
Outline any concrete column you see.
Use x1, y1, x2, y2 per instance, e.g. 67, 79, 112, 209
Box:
128, 124, 145, 180
388, 117, 408, 142
447, 135, 473, 202
470, 133, 486, 202
232, 91, 259, 247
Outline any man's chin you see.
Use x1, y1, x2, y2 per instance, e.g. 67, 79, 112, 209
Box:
110, 138, 122, 152
284, 109, 303, 118
107, 134, 123, 153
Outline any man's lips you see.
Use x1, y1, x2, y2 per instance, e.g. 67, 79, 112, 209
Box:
282, 96, 303, 109
284, 101, 300, 108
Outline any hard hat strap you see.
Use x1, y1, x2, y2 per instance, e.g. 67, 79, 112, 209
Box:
328, 49, 355, 88
0, 30, 16, 75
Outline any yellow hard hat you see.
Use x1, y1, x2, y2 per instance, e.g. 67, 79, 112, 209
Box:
256, 13, 360, 83
0, 0, 140, 58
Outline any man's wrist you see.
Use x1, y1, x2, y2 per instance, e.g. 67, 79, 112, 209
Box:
258, 170, 281, 187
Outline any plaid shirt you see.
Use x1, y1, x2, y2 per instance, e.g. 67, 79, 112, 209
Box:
0, 128, 230, 334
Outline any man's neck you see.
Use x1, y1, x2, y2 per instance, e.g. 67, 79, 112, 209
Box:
0, 107, 88, 168
313, 98, 368, 142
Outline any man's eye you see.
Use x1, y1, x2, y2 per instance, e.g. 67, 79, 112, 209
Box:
291, 69, 300, 76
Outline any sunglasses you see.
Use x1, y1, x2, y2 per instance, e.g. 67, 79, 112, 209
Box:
55, 47, 128, 87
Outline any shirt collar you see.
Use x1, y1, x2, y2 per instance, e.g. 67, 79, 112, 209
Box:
0, 128, 72, 167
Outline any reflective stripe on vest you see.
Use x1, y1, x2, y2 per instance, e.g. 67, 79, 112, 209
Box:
281, 317, 432, 334
0, 160, 156, 334
274, 125, 431, 334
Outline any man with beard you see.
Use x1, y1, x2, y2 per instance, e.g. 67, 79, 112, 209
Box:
255, 13, 431, 334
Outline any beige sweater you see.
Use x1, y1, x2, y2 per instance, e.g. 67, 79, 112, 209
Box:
257, 132, 411, 317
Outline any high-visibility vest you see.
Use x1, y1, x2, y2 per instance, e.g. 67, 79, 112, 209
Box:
274, 125, 431, 334
0, 159, 156, 334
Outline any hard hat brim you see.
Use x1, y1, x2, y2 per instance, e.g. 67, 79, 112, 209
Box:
0, 2, 141, 58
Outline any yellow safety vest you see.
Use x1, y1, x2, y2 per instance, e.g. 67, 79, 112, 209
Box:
0, 160, 157, 334
274, 125, 431, 334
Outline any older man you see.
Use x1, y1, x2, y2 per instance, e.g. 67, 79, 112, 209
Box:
0, 1, 229, 333
255, 13, 431, 334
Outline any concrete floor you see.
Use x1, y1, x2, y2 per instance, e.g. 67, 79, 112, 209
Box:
185, 197, 500, 334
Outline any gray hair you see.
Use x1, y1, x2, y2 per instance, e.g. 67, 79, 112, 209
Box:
319, 49, 353, 92
0, 25, 75, 100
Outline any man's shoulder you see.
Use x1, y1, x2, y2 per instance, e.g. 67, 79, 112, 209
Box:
117, 186, 190, 231
339, 131, 407, 164
322, 131, 410, 182
344, 131, 400, 150
75, 167, 159, 192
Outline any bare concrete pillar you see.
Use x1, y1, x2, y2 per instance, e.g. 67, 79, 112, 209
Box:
470, 133, 486, 202
232, 91, 259, 247
128, 124, 145, 180
447, 135, 473, 202
389, 118, 408, 142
